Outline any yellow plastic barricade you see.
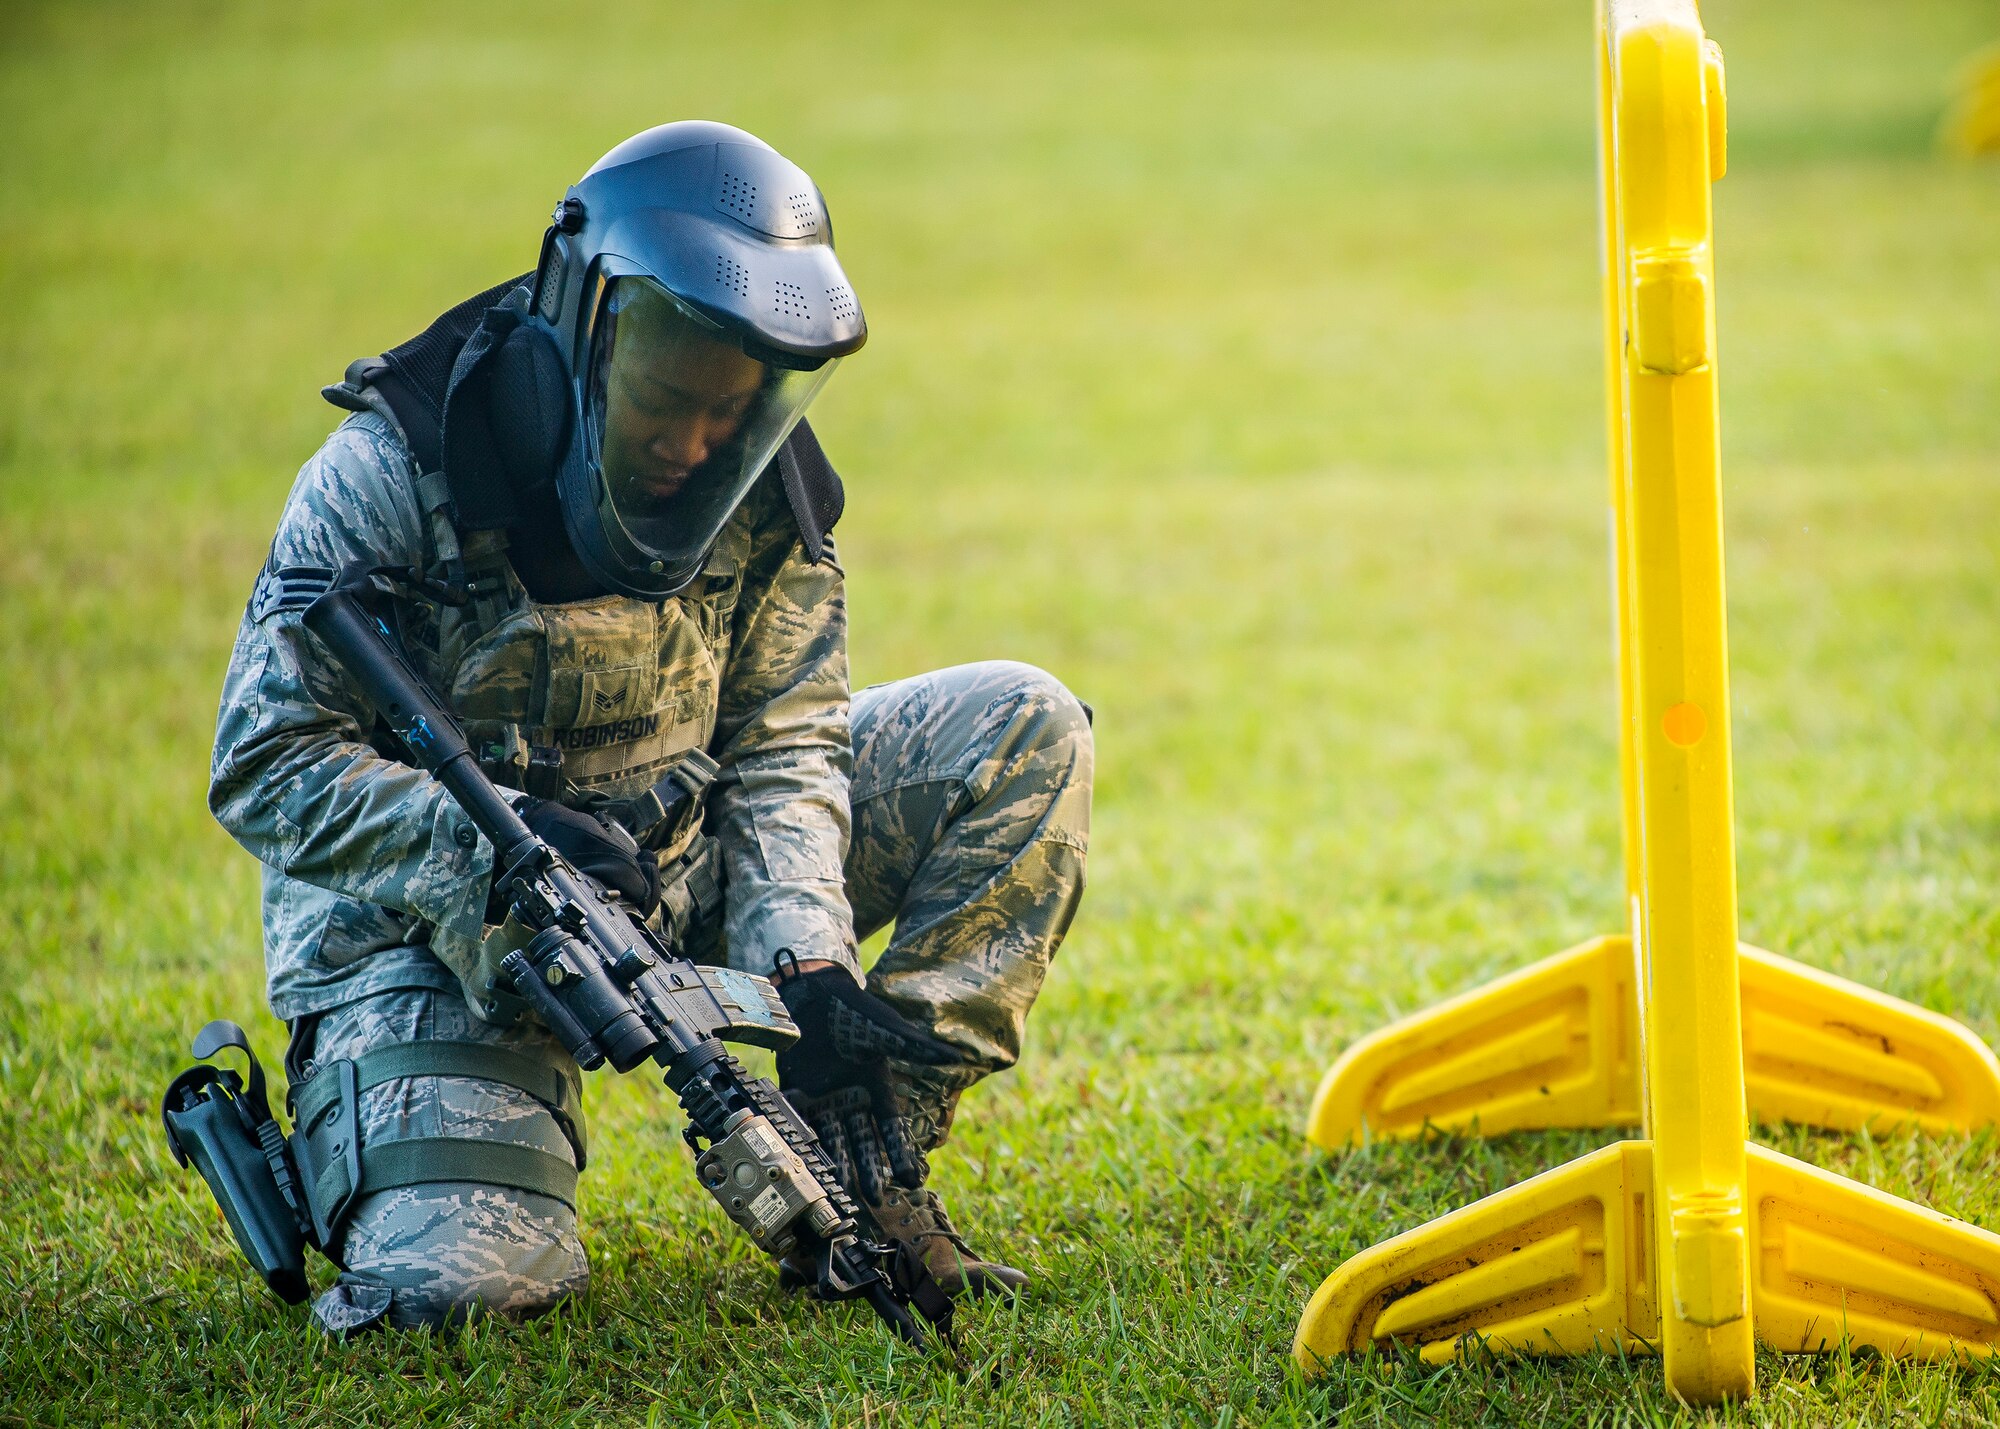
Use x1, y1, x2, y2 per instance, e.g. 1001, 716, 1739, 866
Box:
1295, 0, 2000, 1404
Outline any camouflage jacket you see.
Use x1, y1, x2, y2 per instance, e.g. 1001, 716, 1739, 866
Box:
210, 400, 858, 1021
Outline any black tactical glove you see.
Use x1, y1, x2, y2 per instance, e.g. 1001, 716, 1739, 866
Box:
773, 961, 963, 1205
495, 798, 662, 918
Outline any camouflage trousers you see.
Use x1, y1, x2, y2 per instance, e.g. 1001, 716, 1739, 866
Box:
300, 660, 1091, 1333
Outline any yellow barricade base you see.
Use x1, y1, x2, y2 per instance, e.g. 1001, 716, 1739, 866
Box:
1306, 937, 2000, 1149
1295, 1140, 2000, 1372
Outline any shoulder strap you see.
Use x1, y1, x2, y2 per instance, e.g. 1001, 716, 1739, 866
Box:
411, 469, 462, 566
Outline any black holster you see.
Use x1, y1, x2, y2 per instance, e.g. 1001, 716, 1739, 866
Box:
165, 1018, 590, 1305
160, 1021, 317, 1304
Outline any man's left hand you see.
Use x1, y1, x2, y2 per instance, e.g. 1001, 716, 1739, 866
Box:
772, 962, 961, 1204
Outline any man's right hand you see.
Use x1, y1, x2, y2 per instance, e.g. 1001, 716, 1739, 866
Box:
495, 799, 662, 919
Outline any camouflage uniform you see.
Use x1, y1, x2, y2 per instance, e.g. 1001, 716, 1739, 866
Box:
210, 401, 1092, 1331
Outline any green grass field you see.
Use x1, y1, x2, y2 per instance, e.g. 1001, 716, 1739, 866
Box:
4, 0, 1998, 1422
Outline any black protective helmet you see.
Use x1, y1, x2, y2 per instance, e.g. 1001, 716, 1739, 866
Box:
523, 122, 865, 599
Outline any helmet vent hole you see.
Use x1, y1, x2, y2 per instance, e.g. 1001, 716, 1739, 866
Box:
784, 191, 821, 237
825, 284, 857, 322
715, 255, 750, 298
773, 281, 810, 320
718, 171, 759, 222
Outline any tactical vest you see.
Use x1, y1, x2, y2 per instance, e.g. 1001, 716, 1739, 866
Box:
403, 458, 738, 851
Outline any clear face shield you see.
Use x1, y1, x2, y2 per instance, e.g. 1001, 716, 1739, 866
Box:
579, 275, 835, 593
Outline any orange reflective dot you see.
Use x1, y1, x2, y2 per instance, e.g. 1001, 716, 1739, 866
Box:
1662, 701, 1706, 747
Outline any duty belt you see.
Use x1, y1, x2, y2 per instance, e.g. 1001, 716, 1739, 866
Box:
604, 748, 721, 852
495, 744, 720, 852
480, 745, 727, 959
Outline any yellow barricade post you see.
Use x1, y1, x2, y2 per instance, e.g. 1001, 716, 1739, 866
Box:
1939, 42, 2000, 157
1295, 0, 2000, 1404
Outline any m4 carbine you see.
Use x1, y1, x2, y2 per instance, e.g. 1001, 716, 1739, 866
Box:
298, 565, 953, 1348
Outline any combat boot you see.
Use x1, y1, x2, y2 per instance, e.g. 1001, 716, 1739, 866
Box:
774, 1186, 1027, 1299
865, 1185, 1028, 1299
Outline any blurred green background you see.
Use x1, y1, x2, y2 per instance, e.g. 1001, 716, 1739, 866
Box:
2, 0, 1997, 1422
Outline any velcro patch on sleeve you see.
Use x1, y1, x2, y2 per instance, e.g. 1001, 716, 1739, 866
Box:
250, 563, 336, 622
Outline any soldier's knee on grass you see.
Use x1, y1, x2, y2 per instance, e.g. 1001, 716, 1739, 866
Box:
312, 1183, 588, 1335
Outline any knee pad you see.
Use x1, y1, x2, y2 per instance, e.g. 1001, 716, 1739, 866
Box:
315, 1183, 588, 1335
